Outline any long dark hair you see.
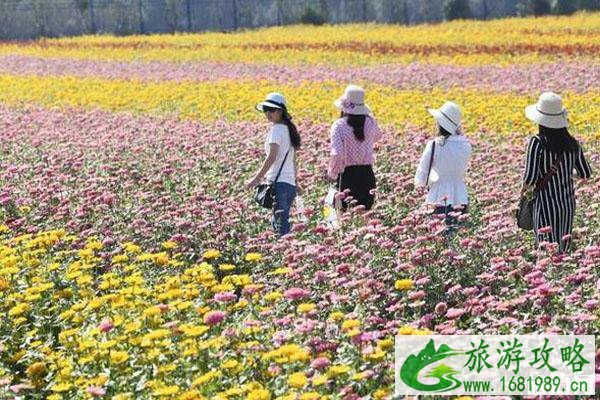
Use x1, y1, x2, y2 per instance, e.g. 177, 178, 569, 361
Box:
538, 125, 579, 154
438, 125, 452, 138
264, 105, 301, 149
282, 108, 301, 149
342, 112, 366, 142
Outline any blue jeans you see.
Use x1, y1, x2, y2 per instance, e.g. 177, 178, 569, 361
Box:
272, 182, 296, 236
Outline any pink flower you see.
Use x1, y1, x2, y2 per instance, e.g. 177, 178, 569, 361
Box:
86, 386, 106, 397
284, 287, 310, 301
203, 310, 226, 326
214, 292, 237, 303
311, 357, 331, 370
99, 318, 114, 333
435, 302, 448, 314
538, 226, 553, 234
585, 300, 598, 310
445, 308, 465, 320
157, 304, 169, 312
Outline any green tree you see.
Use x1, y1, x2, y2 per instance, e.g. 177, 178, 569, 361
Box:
444, 0, 473, 20
299, 6, 326, 25
553, 0, 578, 14
533, 0, 552, 14
578, 0, 600, 10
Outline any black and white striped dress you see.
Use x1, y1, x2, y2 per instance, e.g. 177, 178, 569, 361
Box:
523, 136, 592, 252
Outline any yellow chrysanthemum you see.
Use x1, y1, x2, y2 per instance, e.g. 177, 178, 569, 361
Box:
244, 252, 262, 262
288, 371, 308, 388
394, 278, 414, 290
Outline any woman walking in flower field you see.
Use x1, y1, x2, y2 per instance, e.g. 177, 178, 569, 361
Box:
327, 85, 382, 211
415, 101, 472, 227
522, 92, 592, 252
246, 92, 301, 236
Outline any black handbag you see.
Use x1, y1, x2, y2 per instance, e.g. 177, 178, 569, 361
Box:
516, 155, 562, 231
254, 150, 290, 209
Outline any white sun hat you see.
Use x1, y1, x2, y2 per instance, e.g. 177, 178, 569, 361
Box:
428, 101, 462, 135
334, 84, 372, 115
256, 92, 287, 112
525, 92, 568, 129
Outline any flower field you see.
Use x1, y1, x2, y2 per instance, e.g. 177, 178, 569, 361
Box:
0, 12, 599, 400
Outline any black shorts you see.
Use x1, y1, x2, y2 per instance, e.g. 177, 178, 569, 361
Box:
337, 165, 376, 210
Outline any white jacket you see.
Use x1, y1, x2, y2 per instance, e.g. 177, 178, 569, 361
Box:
414, 135, 472, 206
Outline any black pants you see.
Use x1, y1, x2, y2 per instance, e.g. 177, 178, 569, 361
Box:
337, 165, 376, 211
433, 204, 468, 227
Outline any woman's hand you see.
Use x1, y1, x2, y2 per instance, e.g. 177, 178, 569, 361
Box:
245, 175, 261, 189
323, 170, 336, 183
296, 184, 304, 196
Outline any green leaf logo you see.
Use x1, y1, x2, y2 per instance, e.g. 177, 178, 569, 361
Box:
400, 339, 464, 392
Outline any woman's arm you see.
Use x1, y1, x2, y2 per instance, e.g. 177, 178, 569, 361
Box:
327, 123, 344, 181
245, 143, 278, 189
521, 137, 540, 195
575, 145, 592, 179
414, 140, 433, 187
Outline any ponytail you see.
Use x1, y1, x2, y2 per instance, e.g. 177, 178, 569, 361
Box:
282, 110, 301, 149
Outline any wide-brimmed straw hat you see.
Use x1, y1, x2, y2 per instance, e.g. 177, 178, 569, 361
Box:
256, 92, 287, 112
334, 85, 371, 115
525, 92, 568, 129
428, 101, 462, 135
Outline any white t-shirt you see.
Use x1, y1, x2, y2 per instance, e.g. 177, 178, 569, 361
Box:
265, 124, 295, 186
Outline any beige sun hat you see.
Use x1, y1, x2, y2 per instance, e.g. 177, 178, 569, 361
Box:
525, 92, 568, 129
256, 92, 287, 112
334, 85, 372, 115
428, 101, 462, 135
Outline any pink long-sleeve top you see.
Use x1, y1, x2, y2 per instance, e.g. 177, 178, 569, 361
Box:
327, 116, 382, 180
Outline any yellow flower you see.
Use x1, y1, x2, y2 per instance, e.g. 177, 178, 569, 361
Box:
297, 303, 316, 314
351, 372, 368, 381
218, 263, 236, 271
162, 240, 178, 250
300, 393, 321, 400
192, 370, 221, 386
123, 242, 141, 253
288, 371, 308, 388
153, 385, 180, 396
221, 359, 239, 369
51, 382, 72, 392
341, 319, 360, 331
367, 349, 386, 362
8, 303, 30, 317
311, 375, 328, 386
154, 252, 169, 265
112, 254, 129, 264
110, 351, 129, 364
373, 389, 390, 400
378, 338, 394, 350
26, 362, 47, 377
395, 278, 414, 290
327, 365, 351, 377
398, 326, 416, 335
245, 252, 262, 262
178, 390, 204, 400
202, 249, 221, 259
182, 325, 209, 337
264, 291, 283, 302
248, 389, 271, 400
328, 311, 344, 321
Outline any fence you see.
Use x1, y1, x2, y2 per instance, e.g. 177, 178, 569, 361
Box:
0, 0, 520, 40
